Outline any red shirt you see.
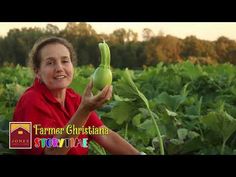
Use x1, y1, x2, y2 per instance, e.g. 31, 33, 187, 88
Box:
13, 78, 103, 155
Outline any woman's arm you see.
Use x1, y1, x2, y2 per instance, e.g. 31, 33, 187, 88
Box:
93, 125, 140, 155
44, 81, 112, 155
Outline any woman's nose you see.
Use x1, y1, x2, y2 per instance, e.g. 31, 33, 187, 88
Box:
55, 62, 63, 72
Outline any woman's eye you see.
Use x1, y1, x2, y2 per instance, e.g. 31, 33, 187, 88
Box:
62, 60, 69, 63
47, 62, 53, 65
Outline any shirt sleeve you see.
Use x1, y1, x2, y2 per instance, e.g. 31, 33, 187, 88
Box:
13, 92, 55, 155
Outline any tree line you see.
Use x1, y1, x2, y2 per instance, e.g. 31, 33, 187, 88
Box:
0, 22, 236, 69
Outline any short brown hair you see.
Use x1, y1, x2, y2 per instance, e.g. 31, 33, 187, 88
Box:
28, 36, 77, 72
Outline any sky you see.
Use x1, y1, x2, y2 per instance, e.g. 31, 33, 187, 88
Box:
0, 22, 236, 41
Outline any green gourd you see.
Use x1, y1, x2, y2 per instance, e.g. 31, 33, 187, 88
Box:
92, 41, 112, 90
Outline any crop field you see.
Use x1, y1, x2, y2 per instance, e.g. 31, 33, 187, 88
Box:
1, 61, 236, 155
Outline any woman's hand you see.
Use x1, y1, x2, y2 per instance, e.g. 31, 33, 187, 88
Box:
80, 80, 113, 114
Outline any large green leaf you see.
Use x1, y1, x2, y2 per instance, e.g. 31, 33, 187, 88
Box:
201, 111, 236, 144
138, 119, 156, 137
157, 92, 186, 112
108, 101, 137, 125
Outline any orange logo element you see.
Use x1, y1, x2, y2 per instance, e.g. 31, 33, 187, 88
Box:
9, 122, 32, 149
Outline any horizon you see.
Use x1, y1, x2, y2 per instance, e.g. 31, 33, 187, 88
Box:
0, 22, 236, 41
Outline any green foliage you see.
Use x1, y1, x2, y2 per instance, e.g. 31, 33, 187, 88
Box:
200, 111, 236, 154
1, 62, 236, 155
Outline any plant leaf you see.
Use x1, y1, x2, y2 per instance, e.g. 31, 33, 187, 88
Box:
200, 111, 236, 143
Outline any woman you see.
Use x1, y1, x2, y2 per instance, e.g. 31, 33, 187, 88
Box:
13, 36, 140, 155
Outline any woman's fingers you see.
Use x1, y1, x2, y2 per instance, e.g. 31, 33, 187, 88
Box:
94, 85, 112, 102
94, 85, 110, 101
106, 85, 113, 101
82, 84, 113, 111
96, 87, 113, 106
84, 80, 93, 96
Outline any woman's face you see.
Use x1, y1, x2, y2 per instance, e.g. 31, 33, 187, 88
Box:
37, 43, 74, 91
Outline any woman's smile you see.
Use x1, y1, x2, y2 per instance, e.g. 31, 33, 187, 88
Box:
54, 75, 66, 79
